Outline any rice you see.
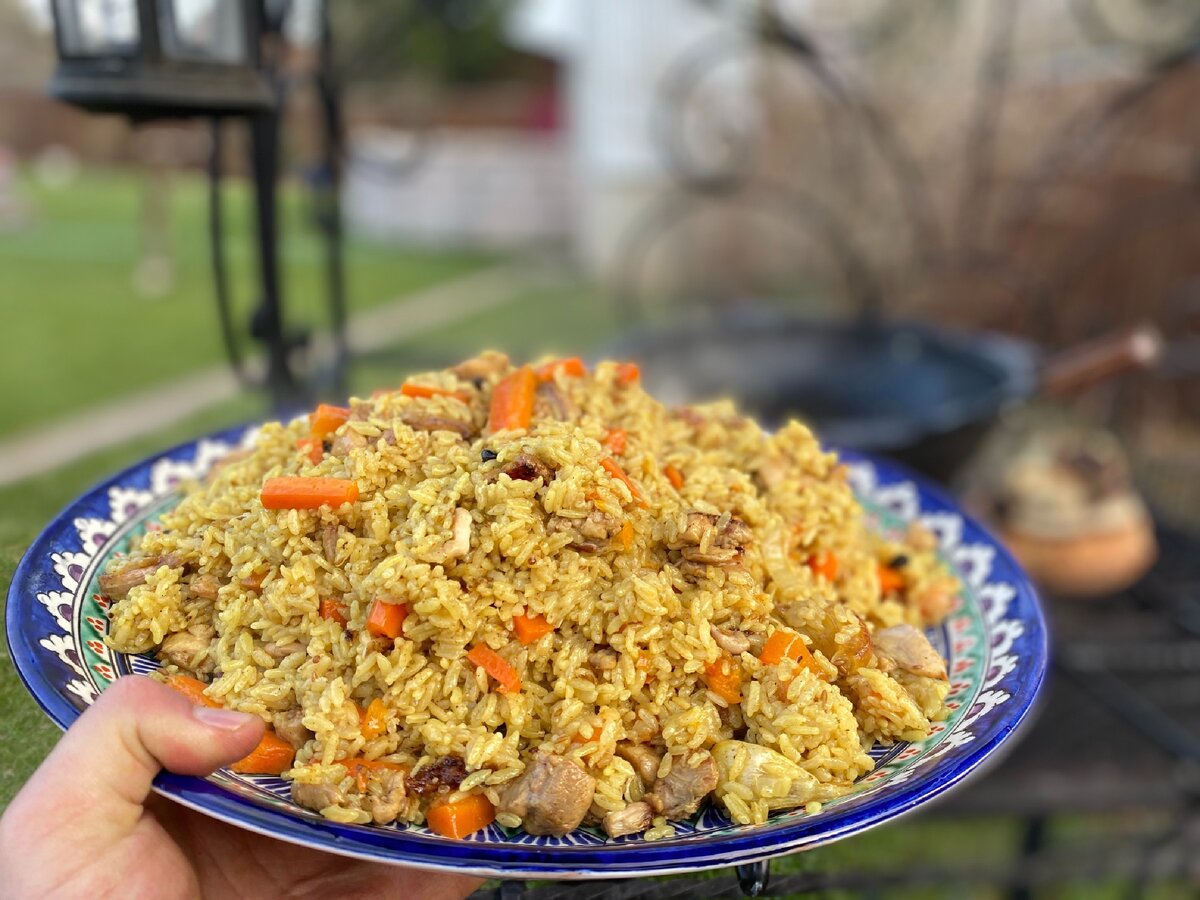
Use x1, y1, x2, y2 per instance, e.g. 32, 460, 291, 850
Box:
102, 352, 957, 838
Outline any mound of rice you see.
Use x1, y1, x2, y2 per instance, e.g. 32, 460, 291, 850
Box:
103, 352, 958, 839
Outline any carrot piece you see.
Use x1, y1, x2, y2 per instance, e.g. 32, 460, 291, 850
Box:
664, 465, 685, 489
878, 564, 906, 595
361, 697, 388, 740
401, 382, 471, 403
165, 674, 221, 709
230, 729, 296, 776
615, 362, 641, 386
309, 404, 351, 439
427, 793, 496, 839
512, 612, 555, 645
297, 436, 324, 466
760, 629, 823, 678
366, 600, 408, 640
808, 552, 839, 582
487, 366, 538, 433
602, 428, 628, 455
536, 357, 586, 381
600, 458, 648, 509
261, 477, 359, 510
340, 756, 407, 792
616, 521, 635, 550
466, 645, 521, 694
704, 654, 743, 704
319, 597, 348, 627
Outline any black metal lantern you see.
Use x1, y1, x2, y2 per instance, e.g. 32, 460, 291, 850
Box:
49, 0, 273, 117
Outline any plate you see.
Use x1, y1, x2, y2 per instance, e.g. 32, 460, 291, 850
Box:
6, 424, 1046, 879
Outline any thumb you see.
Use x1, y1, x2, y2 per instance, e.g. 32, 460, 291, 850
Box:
17, 675, 263, 835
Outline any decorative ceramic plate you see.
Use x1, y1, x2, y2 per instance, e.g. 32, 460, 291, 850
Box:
6, 425, 1046, 880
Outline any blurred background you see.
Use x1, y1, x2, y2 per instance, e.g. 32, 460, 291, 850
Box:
2, 0, 1200, 896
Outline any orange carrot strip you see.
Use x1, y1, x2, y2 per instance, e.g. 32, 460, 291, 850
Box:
600, 458, 648, 509
261, 477, 359, 510
536, 357, 586, 381
401, 383, 471, 403
759, 631, 803, 666
165, 674, 221, 709
487, 366, 538, 433
309, 404, 351, 439
615, 362, 641, 386
512, 613, 555, 646
297, 436, 324, 466
427, 793, 496, 839
664, 465, 684, 489
616, 521, 635, 551
602, 428, 627, 455
230, 729, 296, 776
366, 600, 408, 640
361, 697, 388, 740
704, 654, 743, 704
319, 598, 348, 627
467, 645, 521, 694
340, 756, 407, 792
878, 564, 906, 595
808, 552, 839, 582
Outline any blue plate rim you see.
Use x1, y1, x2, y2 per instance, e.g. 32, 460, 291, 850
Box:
5, 425, 1048, 878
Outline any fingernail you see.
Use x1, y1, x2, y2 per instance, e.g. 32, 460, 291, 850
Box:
193, 705, 258, 731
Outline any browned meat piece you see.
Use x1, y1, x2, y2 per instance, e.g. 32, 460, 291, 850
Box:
158, 624, 214, 673
400, 412, 474, 439
330, 428, 367, 456
535, 381, 577, 421
188, 573, 221, 601
589, 648, 618, 672
497, 752, 596, 836
439, 508, 472, 563
406, 756, 468, 798
874, 625, 947, 680
241, 570, 266, 591
832, 614, 876, 676
263, 641, 304, 661
322, 524, 340, 564
350, 401, 373, 421
579, 510, 620, 541
645, 752, 718, 820
292, 780, 346, 813
501, 453, 554, 483
274, 708, 312, 749
710, 625, 750, 656
98, 552, 183, 599
603, 801, 653, 838
452, 351, 511, 383
378, 428, 397, 446
674, 513, 752, 566
364, 766, 408, 825
615, 742, 662, 789
547, 510, 618, 553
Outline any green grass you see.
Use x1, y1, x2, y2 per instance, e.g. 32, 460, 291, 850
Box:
0, 167, 492, 437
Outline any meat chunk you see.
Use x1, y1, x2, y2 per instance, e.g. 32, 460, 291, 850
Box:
615, 742, 662, 790
400, 412, 474, 439
158, 624, 214, 673
501, 453, 554, 483
406, 756, 468, 798
292, 780, 346, 813
645, 752, 718, 820
452, 351, 510, 382
873, 624, 947, 680
535, 381, 577, 421
274, 708, 312, 749
603, 801, 653, 839
363, 766, 408, 825
755, 456, 789, 490
497, 752, 596, 836
439, 508, 472, 563
321, 524, 340, 564
579, 510, 620, 541
711, 741, 842, 814
547, 510, 619, 553
710, 625, 750, 656
673, 512, 752, 566
188, 573, 221, 601
589, 648, 618, 672
99, 552, 183, 599
264, 641, 304, 661
330, 428, 367, 456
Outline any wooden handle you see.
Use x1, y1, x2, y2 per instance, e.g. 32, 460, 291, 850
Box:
1040, 323, 1163, 397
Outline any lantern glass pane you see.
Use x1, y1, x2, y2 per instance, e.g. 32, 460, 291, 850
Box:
54, 0, 141, 56
158, 0, 247, 65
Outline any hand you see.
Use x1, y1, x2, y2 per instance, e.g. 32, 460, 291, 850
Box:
0, 676, 483, 899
